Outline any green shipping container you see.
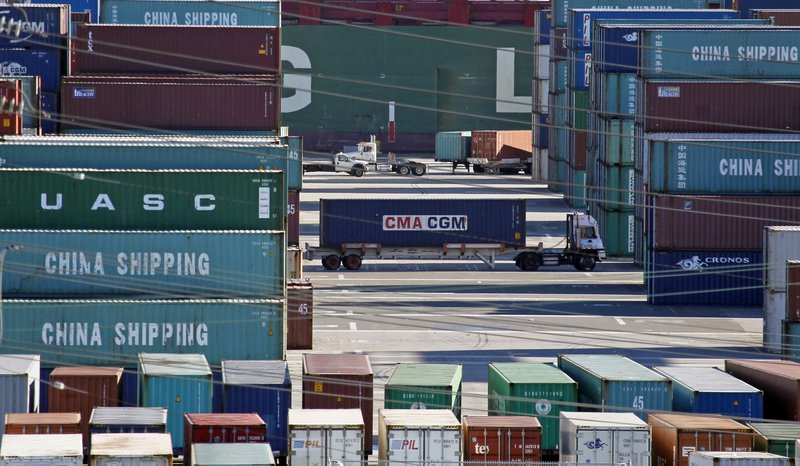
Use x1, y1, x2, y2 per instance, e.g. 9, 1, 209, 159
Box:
596, 162, 636, 210
384, 364, 462, 419
487, 362, 577, 454
600, 119, 635, 165
749, 422, 800, 458
434, 131, 471, 162
596, 207, 636, 257
567, 169, 586, 210
0, 169, 284, 230
570, 90, 589, 130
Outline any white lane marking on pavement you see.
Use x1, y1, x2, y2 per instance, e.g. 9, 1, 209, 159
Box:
314, 325, 339, 328
338, 274, 345, 280
349, 322, 357, 330
615, 317, 626, 325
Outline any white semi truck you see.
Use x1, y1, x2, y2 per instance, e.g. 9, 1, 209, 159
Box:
303, 137, 427, 177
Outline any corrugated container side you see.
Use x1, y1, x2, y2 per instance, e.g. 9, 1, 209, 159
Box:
288, 409, 365, 466
192, 443, 274, 466
552, 0, 711, 27
689, 451, 789, 466
100, 0, 280, 26
764, 228, 800, 290
559, 412, 651, 466
90, 433, 173, 466
755, 9, 800, 25
789, 261, 800, 322
652, 367, 763, 418
750, 422, 800, 458
378, 410, 461, 466
649, 413, 753, 466
0, 434, 83, 465
0, 355, 40, 440
434, 131, 471, 162
384, 364, 462, 419
287, 246, 302, 280
0, 80, 22, 136
288, 190, 300, 246
725, 360, 800, 421
0, 5, 70, 48
88, 407, 168, 435
287, 279, 313, 350
5, 413, 82, 434
0, 49, 62, 94
184, 414, 267, 466
471, 130, 532, 162
462, 416, 542, 462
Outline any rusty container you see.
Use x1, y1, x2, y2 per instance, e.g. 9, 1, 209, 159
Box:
302, 353, 374, 455
725, 360, 800, 421
287, 278, 313, 350
462, 415, 542, 463
788, 261, 800, 323
288, 190, 300, 246
48, 367, 123, 451
756, 9, 800, 26
183, 413, 266, 466
649, 413, 753, 466
5, 413, 82, 435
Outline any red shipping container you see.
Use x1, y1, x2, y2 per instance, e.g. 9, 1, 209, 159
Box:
471, 130, 532, 162
725, 360, 800, 421
649, 413, 752, 466
5, 413, 81, 435
302, 353, 374, 455
1, 79, 22, 136
572, 128, 587, 170
790, 260, 800, 323
462, 415, 542, 463
649, 195, 800, 251
72, 25, 279, 75
287, 278, 313, 350
288, 190, 300, 246
756, 9, 800, 26
183, 413, 266, 466
48, 367, 122, 451
61, 75, 280, 131
642, 80, 800, 133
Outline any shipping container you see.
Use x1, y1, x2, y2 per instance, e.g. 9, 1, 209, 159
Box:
61, 75, 281, 131
184, 414, 266, 466
28, 0, 98, 24
789, 261, 800, 322
652, 366, 762, 417
0, 230, 285, 298
487, 362, 576, 455
594, 204, 636, 257
378, 410, 460, 466
39, 92, 57, 134
287, 246, 302, 280
646, 251, 763, 306
101, 0, 279, 25
288, 190, 300, 246
749, 422, 800, 458
434, 131, 471, 163
559, 412, 651, 466
385, 364, 462, 419
690, 452, 790, 466
16, 76, 41, 134
782, 320, 800, 363
557, 354, 671, 420
0, 49, 62, 95
462, 415, 542, 463
0, 434, 82, 466
739, 0, 794, 17
470, 130, 532, 163
725, 360, 800, 421
288, 409, 365, 466
319, 199, 525, 248
0, 4, 69, 49
648, 413, 753, 466
287, 279, 313, 350
0, 135, 301, 192
222, 360, 290, 457
0, 169, 284, 230
0, 355, 39, 440
552, 0, 710, 27
0, 79, 22, 136
72, 25, 279, 75
89, 407, 167, 435
302, 354, 372, 454
0, 299, 284, 365
755, 9, 800, 25
192, 443, 274, 466
138, 353, 212, 451
90, 433, 173, 466
647, 195, 800, 251
763, 227, 800, 353
5, 413, 81, 435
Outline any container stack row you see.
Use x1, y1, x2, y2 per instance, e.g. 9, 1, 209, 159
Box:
532, 9, 551, 182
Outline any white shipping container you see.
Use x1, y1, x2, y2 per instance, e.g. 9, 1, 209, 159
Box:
289, 409, 364, 466
378, 409, 460, 466
534, 45, 549, 80
90, 433, 173, 466
534, 78, 550, 114
0, 434, 82, 466
0, 355, 39, 439
762, 226, 800, 354
192, 444, 274, 466
690, 451, 790, 466
559, 412, 650, 466
764, 290, 785, 354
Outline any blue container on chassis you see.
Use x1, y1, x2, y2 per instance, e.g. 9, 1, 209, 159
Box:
222, 360, 291, 457
0, 299, 285, 365
319, 199, 526, 248
0, 49, 63, 94
0, 4, 70, 49
0, 230, 285, 299
646, 250, 763, 305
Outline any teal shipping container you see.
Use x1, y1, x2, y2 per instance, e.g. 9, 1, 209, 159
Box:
434, 131, 471, 162
645, 135, 800, 194
653, 366, 763, 418
595, 162, 636, 210
138, 353, 213, 451
487, 362, 577, 454
384, 364, 462, 419
565, 168, 586, 209
641, 28, 800, 78
101, 0, 281, 26
596, 73, 637, 117
0, 230, 285, 298
552, 0, 710, 27
557, 354, 671, 420
592, 202, 636, 257
597, 118, 635, 165
0, 169, 285, 230
749, 422, 800, 458
0, 299, 284, 365
0, 135, 302, 192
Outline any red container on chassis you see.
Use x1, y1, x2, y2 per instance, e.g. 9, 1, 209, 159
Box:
72, 25, 280, 75
302, 353, 373, 455
462, 415, 542, 463
48, 367, 123, 451
287, 278, 313, 350
725, 360, 800, 421
648, 195, 800, 251
641, 80, 800, 133
61, 75, 280, 131
183, 413, 266, 466
1, 80, 22, 136
471, 130, 532, 162
288, 190, 300, 246
5, 413, 82, 435
755, 10, 800, 26
789, 261, 800, 323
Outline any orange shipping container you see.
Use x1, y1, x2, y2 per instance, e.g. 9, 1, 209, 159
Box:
462, 415, 542, 463
5, 413, 81, 435
649, 413, 753, 466
470, 130, 532, 163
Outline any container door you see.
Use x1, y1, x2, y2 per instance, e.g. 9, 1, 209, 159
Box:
614, 429, 650, 466
575, 429, 614, 464
291, 428, 325, 466
327, 427, 363, 465
714, 431, 752, 454
424, 428, 460, 466
678, 431, 715, 466
387, 428, 423, 466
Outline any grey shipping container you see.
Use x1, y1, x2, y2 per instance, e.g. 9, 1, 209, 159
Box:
89, 407, 168, 434
192, 443, 274, 466
0, 355, 40, 439
560, 412, 651, 466
90, 433, 173, 466
690, 451, 789, 466
0, 434, 83, 466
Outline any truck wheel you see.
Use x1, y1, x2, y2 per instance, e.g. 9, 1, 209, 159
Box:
322, 255, 341, 270
412, 165, 426, 176
517, 252, 540, 271
485, 166, 496, 175
352, 167, 364, 177
579, 255, 597, 271
342, 254, 362, 270
473, 165, 485, 174
398, 165, 411, 175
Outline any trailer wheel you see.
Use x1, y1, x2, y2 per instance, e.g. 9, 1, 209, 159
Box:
352, 167, 364, 177
485, 166, 496, 175
412, 165, 426, 176
342, 254, 363, 270
517, 252, 540, 271
398, 165, 411, 175
473, 165, 485, 174
322, 255, 341, 270
579, 255, 597, 271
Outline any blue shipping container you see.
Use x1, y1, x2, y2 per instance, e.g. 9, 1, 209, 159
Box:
319, 199, 526, 248
222, 360, 291, 457
652, 366, 763, 418
0, 49, 63, 94
570, 50, 593, 90
40, 92, 58, 134
534, 113, 549, 149
100, 0, 281, 26
29, 0, 99, 22
552, 0, 710, 27
536, 9, 551, 45
0, 299, 285, 365
738, 0, 792, 18
0, 230, 285, 298
647, 250, 763, 305
0, 4, 70, 49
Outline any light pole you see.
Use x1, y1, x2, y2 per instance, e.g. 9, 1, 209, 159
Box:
0, 244, 23, 345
